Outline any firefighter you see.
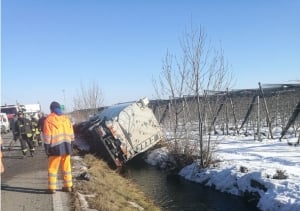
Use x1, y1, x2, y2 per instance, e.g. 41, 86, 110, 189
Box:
8, 115, 18, 151
37, 112, 46, 143
31, 115, 42, 146
37, 112, 46, 131
14, 111, 35, 156
43, 101, 74, 194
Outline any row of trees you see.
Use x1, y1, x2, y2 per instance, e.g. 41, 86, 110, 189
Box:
72, 82, 104, 122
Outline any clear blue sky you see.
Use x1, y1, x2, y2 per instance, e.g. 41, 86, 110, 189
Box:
1, 0, 300, 113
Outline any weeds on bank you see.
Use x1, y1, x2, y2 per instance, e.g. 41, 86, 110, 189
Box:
72, 154, 161, 211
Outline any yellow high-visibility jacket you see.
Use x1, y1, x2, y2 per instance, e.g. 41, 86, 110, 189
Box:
43, 112, 74, 156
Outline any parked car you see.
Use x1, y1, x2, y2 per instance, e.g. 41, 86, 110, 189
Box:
0, 113, 10, 134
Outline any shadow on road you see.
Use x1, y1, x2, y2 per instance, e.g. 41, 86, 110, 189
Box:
1, 184, 49, 194
2, 145, 22, 152
2, 155, 24, 159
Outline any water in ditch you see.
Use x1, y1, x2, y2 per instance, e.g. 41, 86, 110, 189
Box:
124, 157, 260, 211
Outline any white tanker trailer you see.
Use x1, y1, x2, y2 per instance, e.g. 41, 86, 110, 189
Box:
74, 98, 163, 167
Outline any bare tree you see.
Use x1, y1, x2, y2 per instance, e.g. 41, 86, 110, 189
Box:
154, 24, 232, 168
182, 25, 232, 167
73, 81, 104, 122
153, 50, 191, 153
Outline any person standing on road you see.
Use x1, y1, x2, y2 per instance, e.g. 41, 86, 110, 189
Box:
30, 115, 42, 146
14, 111, 35, 156
38, 112, 46, 132
37, 112, 46, 143
43, 101, 74, 194
8, 114, 18, 151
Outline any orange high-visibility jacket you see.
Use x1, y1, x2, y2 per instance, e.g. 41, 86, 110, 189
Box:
43, 112, 74, 156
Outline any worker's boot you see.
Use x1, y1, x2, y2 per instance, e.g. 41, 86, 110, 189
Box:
62, 187, 73, 192
30, 148, 35, 157
22, 149, 28, 156
48, 189, 56, 194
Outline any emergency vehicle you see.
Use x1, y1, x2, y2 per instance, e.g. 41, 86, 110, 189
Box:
0, 103, 41, 129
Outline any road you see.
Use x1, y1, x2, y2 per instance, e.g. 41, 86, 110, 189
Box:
1, 132, 71, 211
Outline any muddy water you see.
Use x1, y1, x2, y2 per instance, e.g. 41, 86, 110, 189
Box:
125, 158, 260, 211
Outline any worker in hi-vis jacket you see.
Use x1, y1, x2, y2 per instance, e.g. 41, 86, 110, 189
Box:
43, 101, 74, 194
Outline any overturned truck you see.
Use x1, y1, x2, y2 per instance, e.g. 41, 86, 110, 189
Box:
74, 98, 163, 167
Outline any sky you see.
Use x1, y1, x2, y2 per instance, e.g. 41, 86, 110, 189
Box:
1, 0, 300, 113
147, 131, 300, 211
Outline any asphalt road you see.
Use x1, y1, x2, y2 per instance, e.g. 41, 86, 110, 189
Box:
1, 132, 71, 211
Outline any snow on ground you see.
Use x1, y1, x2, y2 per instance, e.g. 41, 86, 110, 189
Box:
146, 135, 300, 211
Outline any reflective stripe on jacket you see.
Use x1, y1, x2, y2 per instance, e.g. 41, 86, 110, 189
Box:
43, 112, 74, 156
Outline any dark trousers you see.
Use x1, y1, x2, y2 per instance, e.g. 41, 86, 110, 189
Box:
19, 134, 35, 151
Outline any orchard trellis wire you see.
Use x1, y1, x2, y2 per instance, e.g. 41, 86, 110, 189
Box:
150, 83, 300, 145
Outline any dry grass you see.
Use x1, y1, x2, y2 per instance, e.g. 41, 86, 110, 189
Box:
71, 154, 161, 211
